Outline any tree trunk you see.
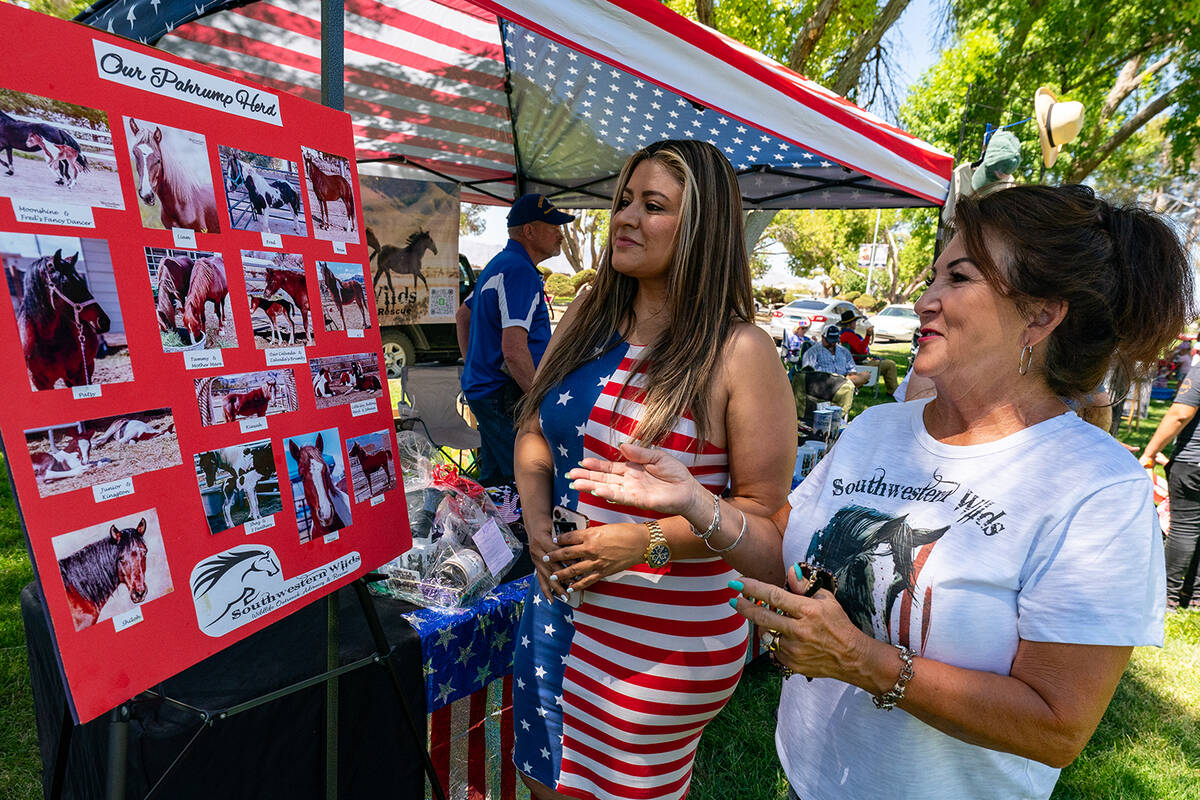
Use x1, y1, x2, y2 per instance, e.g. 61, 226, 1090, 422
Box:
789, 0, 841, 75
884, 228, 901, 301
743, 209, 779, 260
694, 0, 714, 28
1066, 83, 1182, 182
830, 0, 911, 97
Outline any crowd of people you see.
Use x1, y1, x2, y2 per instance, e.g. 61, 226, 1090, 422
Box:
455, 139, 1193, 800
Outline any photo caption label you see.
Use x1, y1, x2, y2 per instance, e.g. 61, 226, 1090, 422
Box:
93, 477, 135, 503
265, 347, 306, 366
261, 232, 282, 249
13, 201, 96, 228
332, 241, 347, 255
239, 416, 268, 434
171, 227, 197, 248
347, 329, 364, 339
350, 399, 377, 417
184, 350, 224, 370
71, 385, 102, 400
113, 606, 144, 631
245, 515, 275, 534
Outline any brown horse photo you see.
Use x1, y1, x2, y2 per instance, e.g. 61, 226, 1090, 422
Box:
4, 234, 133, 391
346, 430, 396, 502
317, 260, 370, 331
125, 117, 220, 233
301, 146, 358, 244
241, 250, 314, 348
52, 509, 173, 631
146, 248, 236, 351
194, 369, 299, 427
285, 429, 352, 544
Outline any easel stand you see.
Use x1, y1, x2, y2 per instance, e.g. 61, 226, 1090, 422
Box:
44, 578, 446, 800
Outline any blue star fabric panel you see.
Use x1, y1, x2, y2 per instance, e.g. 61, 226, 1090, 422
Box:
405, 575, 532, 712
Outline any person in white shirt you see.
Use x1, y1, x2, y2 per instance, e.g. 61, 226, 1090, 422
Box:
564, 184, 1192, 799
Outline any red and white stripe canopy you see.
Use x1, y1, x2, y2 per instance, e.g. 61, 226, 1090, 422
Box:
80, 0, 952, 208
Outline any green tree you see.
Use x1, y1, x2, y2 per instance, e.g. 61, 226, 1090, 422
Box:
560, 210, 608, 273
459, 203, 486, 237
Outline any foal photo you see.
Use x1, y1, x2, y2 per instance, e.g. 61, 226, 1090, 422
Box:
240, 250, 314, 349
52, 509, 173, 632
1, 232, 134, 391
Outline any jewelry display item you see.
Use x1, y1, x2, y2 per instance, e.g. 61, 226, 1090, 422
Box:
872, 645, 916, 710
643, 519, 671, 568
706, 506, 746, 553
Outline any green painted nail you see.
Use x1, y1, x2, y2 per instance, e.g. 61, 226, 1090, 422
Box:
728, 580, 744, 592
794, 563, 803, 580
568, 481, 577, 490
728, 597, 738, 609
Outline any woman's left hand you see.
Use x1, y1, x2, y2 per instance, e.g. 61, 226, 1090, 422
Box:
731, 567, 875, 683
543, 522, 650, 593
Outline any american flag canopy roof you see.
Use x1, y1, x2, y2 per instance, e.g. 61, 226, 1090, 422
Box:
77, 0, 952, 208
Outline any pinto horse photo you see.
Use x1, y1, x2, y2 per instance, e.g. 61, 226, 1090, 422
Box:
318, 260, 370, 331
307, 352, 385, 410
301, 147, 358, 243
220, 146, 305, 236
285, 429, 352, 544
346, 430, 396, 502
194, 369, 299, 427
125, 117, 220, 232
4, 235, 134, 391
146, 248, 236, 350
0, 94, 123, 209
194, 440, 282, 535
52, 510, 173, 631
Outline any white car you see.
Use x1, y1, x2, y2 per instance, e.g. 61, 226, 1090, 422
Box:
769, 298, 869, 342
867, 304, 920, 342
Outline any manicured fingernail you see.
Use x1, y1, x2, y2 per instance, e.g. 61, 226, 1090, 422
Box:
559, 595, 568, 602
567, 587, 574, 594
568, 481, 577, 490
794, 563, 803, 581
549, 574, 559, 581
728, 597, 738, 609
728, 580, 744, 592
542, 555, 550, 563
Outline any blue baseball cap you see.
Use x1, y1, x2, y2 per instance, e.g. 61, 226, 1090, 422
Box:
507, 194, 575, 227
823, 325, 842, 342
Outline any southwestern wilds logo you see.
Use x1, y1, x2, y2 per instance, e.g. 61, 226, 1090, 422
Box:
189, 544, 360, 636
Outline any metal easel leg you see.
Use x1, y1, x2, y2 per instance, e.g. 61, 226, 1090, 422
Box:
105, 702, 130, 800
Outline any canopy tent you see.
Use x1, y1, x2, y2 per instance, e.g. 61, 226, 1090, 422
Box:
77, 0, 952, 209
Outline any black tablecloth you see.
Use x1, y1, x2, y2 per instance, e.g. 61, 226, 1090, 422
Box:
22, 581, 427, 799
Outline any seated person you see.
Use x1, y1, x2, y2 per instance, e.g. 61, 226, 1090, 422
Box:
837, 308, 899, 393
798, 325, 870, 415
781, 319, 813, 374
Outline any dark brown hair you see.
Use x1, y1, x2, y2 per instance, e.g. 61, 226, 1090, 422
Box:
518, 140, 752, 446
953, 184, 1194, 398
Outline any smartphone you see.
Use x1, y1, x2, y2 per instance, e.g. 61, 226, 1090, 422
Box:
551, 505, 588, 608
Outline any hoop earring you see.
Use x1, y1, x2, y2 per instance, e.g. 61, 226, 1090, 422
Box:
1018, 344, 1033, 376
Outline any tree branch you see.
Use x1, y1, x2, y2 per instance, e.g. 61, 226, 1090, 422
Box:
788, 0, 842, 75
830, 0, 912, 97
1066, 83, 1183, 182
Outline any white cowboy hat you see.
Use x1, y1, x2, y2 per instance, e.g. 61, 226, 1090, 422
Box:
1035, 87, 1085, 168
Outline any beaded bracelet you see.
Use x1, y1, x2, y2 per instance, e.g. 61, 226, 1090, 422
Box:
705, 506, 746, 553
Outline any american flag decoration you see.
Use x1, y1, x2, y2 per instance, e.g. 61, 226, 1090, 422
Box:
77, 0, 952, 209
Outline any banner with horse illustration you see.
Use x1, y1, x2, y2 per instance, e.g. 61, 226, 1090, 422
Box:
0, 4, 411, 724
360, 175, 460, 326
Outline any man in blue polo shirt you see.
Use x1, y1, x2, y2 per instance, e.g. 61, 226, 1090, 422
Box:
460, 193, 574, 486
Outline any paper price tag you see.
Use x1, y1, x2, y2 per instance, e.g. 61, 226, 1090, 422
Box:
184, 349, 224, 370
245, 515, 276, 534
239, 416, 269, 434
472, 519, 514, 577
261, 231, 283, 249
72, 385, 102, 399
350, 399, 377, 417
265, 346, 305, 365
332, 241, 347, 254
93, 477, 134, 503
113, 606, 144, 631
172, 227, 197, 248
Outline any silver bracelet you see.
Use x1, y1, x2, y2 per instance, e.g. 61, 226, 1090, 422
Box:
705, 506, 746, 553
690, 491, 720, 540
872, 645, 916, 710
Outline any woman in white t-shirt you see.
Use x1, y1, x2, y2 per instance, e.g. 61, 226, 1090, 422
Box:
565, 184, 1193, 799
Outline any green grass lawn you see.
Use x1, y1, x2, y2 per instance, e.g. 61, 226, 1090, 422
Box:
0, 347, 1196, 798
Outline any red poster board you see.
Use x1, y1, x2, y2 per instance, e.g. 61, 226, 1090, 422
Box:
0, 5, 410, 723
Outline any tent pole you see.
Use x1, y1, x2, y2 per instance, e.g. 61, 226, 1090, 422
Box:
497, 19, 526, 197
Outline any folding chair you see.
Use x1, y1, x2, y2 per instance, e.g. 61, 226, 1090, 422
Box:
401, 367, 481, 474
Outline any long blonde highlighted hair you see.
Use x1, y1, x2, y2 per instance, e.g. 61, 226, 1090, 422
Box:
518, 140, 753, 448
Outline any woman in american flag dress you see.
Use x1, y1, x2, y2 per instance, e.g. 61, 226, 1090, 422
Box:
510, 140, 796, 800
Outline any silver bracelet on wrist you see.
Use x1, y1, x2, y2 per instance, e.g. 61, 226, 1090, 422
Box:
872, 645, 916, 710
705, 506, 746, 553
690, 491, 720, 540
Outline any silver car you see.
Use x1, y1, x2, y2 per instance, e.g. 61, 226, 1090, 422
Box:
867, 304, 920, 342
769, 298, 868, 341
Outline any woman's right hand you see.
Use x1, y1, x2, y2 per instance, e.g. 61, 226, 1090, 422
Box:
566, 442, 705, 519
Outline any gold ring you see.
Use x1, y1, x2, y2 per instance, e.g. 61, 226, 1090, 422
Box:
761, 629, 782, 653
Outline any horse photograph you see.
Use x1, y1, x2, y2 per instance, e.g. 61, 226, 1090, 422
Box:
124, 117, 220, 233
193, 439, 282, 535
2, 232, 134, 391
317, 260, 370, 332
284, 428, 352, 544
360, 175, 459, 326
193, 369, 299, 427
346, 430, 396, 503
307, 352, 385, 410
300, 146, 358, 244
52, 509, 173, 632
0, 92, 123, 209
25, 408, 181, 498
145, 247, 237, 351
240, 250, 314, 348
218, 146, 306, 237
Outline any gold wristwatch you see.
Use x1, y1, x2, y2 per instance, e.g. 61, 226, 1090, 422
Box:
643, 520, 671, 568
